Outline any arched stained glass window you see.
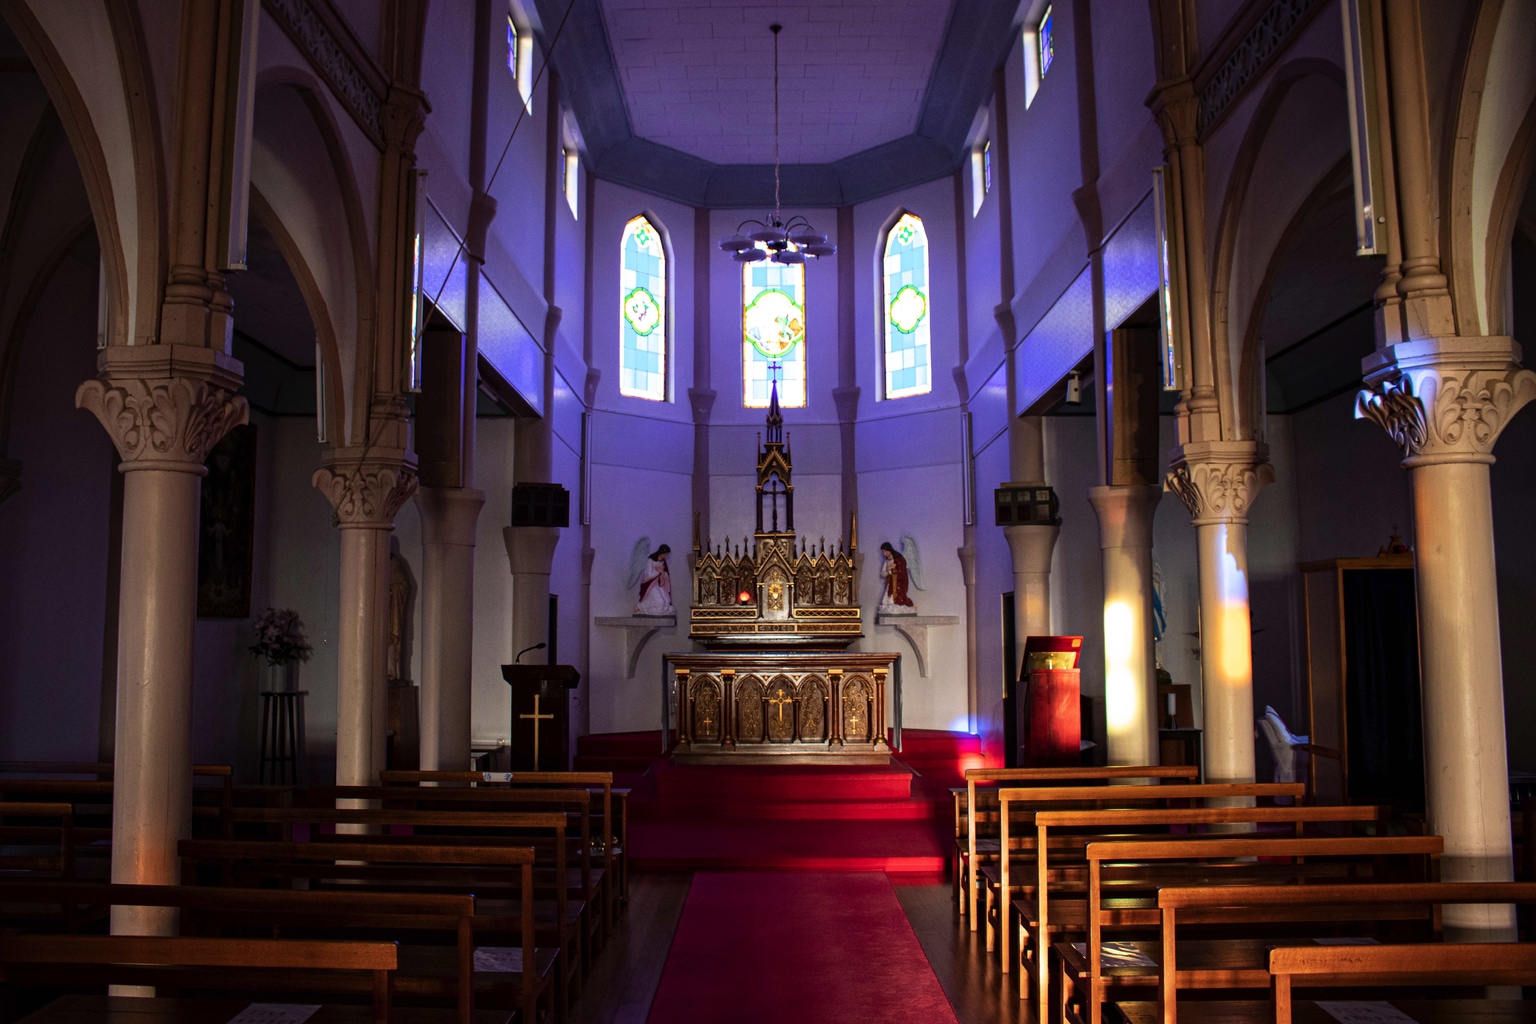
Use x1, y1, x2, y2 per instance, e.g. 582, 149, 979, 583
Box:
620, 215, 666, 401
883, 213, 931, 399
742, 261, 806, 408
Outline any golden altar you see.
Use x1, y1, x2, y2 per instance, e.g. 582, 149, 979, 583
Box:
665, 377, 896, 764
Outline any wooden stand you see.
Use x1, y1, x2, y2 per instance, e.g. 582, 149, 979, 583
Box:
1024, 668, 1080, 767
258, 690, 307, 785
501, 664, 580, 771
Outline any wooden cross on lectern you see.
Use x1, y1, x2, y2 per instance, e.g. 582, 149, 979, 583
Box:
519, 694, 555, 769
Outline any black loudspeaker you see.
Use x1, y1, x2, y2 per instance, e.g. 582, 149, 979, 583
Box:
511, 483, 570, 528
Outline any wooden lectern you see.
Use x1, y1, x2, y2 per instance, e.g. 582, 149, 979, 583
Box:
1020, 636, 1083, 767
502, 664, 581, 771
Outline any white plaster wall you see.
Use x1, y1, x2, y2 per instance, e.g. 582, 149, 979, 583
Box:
0, 252, 111, 760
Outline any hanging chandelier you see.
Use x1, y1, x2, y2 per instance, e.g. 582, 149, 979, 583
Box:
717, 24, 836, 264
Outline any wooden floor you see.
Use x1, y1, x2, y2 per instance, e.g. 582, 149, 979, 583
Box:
567, 871, 1032, 1024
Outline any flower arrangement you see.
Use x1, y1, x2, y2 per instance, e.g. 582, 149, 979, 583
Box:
250, 608, 313, 666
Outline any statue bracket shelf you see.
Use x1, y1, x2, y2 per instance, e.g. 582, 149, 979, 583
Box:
596, 615, 677, 678
874, 613, 959, 677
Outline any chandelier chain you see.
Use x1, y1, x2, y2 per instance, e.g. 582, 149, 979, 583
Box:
773, 24, 781, 218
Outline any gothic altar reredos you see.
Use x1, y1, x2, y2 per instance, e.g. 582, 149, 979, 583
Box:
673, 380, 896, 764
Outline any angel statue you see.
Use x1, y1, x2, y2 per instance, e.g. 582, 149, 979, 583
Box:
878, 536, 922, 615
627, 539, 674, 616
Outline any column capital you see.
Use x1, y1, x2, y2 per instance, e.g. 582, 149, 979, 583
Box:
75, 346, 247, 473
1087, 484, 1162, 549
832, 385, 861, 424
687, 387, 716, 425
0, 457, 19, 504
1356, 336, 1536, 468
1147, 75, 1198, 151
503, 525, 561, 577
1003, 522, 1061, 575
416, 486, 485, 546
313, 446, 418, 528
1165, 439, 1273, 526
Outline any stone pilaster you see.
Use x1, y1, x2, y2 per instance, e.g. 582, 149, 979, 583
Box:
75, 346, 247, 937
1356, 335, 1536, 941
314, 446, 418, 788
1165, 440, 1272, 791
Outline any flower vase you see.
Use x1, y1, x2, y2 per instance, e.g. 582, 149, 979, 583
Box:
262, 660, 298, 694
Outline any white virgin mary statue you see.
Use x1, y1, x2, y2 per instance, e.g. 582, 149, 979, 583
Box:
633, 544, 674, 615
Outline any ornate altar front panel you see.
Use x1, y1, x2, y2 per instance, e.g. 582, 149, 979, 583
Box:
668, 652, 897, 764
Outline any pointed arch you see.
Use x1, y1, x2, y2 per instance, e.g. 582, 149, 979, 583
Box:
879, 210, 932, 399
620, 213, 668, 401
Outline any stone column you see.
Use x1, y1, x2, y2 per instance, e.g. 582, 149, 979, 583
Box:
76, 349, 247, 936
505, 526, 561, 666
415, 487, 485, 770
1357, 336, 1536, 940
314, 448, 418, 787
1088, 485, 1161, 767
1004, 520, 1059, 645
1165, 441, 1272, 788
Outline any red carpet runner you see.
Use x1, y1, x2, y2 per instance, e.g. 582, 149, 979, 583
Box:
644, 871, 960, 1024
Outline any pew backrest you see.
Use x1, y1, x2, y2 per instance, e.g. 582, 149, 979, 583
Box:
1269, 941, 1536, 1024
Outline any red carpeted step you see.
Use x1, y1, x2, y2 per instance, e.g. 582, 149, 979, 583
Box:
636, 796, 943, 822
571, 754, 661, 773
653, 763, 915, 802
629, 819, 947, 875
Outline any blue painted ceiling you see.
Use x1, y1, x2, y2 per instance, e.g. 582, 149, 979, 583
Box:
529, 0, 1021, 208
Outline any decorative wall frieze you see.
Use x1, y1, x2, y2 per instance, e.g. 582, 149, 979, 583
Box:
0, 458, 19, 504
263, 0, 387, 147
1355, 337, 1536, 467
76, 374, 248, 473
313, 447, 418, 528
1196, 0, 1325, 136
1165, 440, 1273, 526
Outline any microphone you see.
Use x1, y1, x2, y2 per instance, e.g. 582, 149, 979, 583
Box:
515, 642, 547, 663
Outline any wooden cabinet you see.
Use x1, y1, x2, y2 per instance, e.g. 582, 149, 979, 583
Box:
1300, 555, 1423, 813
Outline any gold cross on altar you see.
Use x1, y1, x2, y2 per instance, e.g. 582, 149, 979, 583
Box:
766, 692, 793, 724
519, 694, 555, 769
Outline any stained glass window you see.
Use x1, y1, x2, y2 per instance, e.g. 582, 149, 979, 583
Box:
882, 213, 931, 399
983, 140, 993, 194
1038, 6, 1054, 78
742, 261, 806, 408
506, 15, 517, 77
620, 215, 666, 401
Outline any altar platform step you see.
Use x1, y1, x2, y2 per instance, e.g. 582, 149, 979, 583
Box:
654, 763, 914, 802
627, 819, 948, 878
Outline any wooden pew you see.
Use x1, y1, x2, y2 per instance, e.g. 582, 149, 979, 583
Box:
1269, 941, 1536, 1023
381, 769, 627, 918
1147, 880, 1536, 1024
988, 783, 1304, 978
961, 766, 1199, 925
1059, 833, 1444, 1024
1018, 802, 1388, 1018
316, 785, 608, 959
0, 764, 236, 845
0, 934, 398, 1024
179, 836, 566, 1019
0, 802, 75, 879
0, 880, 524, 1024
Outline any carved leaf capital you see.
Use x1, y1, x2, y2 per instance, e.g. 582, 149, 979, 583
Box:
75, 376, 248, 470
313, 454, 418, 528
1165, 447, 1274, 526
1356, 362, 1536, 465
